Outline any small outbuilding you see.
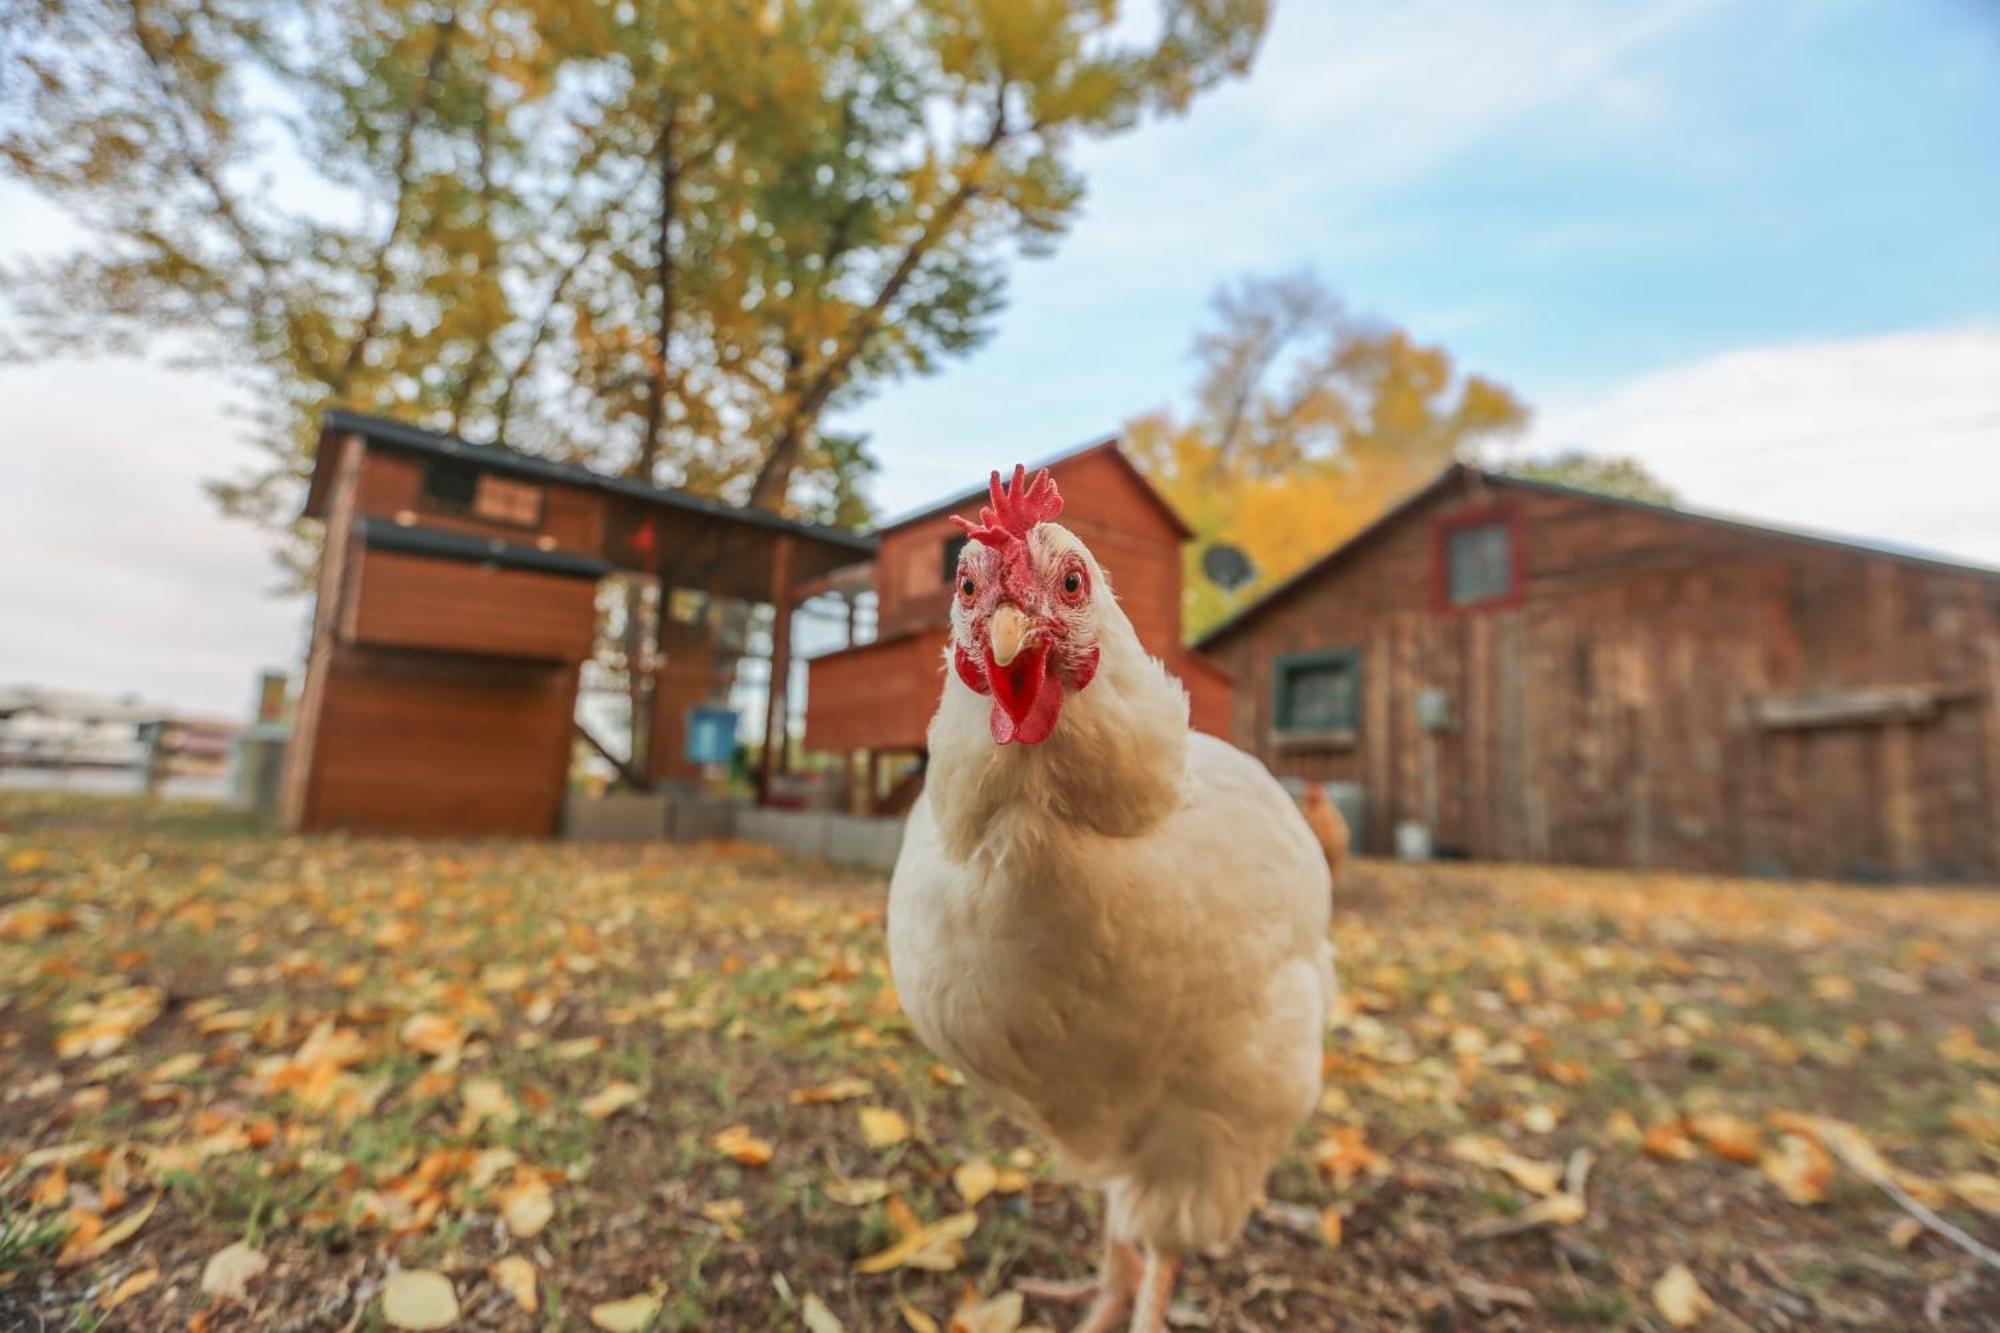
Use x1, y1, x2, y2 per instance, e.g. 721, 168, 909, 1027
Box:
803, 438, 1232, 810
1197, 464, 2000, 882
284, 410, 873, 838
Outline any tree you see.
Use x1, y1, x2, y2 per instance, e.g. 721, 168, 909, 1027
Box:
1126, 270, 1531, 635
1505, 451, 1677, 505
0, 0, 1275, 573
1, 0, 535, 584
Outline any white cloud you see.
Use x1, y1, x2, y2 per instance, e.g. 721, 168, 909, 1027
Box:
1054, 0, 1732, 283
1510, 327, 2000, 565
0, 357, 304, 717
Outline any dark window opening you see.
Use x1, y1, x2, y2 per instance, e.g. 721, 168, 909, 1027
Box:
420, 459, 544, 528
1273, 649, 1360, 735
421, 458, 479, 508
941, 533, 970, 584
1447, 521, 1513, 607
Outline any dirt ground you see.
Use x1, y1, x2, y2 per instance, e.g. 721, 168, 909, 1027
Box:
1, 792, 1998, 1331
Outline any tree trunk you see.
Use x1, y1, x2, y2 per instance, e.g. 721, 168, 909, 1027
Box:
745, 115, 1008, 512
626, 100, 682, 774
330, 9, 459, 399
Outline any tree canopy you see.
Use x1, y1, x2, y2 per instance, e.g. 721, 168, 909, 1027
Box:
1, 0, 1271, 583
1126, 270, 1531, 635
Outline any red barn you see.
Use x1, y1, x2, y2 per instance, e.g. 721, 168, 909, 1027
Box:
804, 439, 1230, 806
1197, 463, 2000, 881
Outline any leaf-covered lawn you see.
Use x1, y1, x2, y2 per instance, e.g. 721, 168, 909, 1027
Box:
1, 793, 1997, 1331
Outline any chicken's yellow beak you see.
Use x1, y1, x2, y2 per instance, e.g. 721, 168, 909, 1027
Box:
987, 604, 1036, 668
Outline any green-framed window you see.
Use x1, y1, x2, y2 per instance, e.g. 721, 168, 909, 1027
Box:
1272, 648, 1361, 735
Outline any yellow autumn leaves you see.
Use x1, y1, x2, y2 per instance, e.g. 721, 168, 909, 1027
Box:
7, 802, 2000, 1329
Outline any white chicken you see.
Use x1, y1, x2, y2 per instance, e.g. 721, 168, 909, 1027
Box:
888, 465, 1342, 1332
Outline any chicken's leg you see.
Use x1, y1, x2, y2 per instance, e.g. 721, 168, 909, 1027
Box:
1016, 1232, 1142, 1333
1127, 1247, 1179, 1333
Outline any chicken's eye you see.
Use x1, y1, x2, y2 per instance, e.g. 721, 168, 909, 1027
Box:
1063, 570, 1084, 596
959, 576, 977, 599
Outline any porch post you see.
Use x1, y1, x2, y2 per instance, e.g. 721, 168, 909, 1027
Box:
759, 536, 796, 800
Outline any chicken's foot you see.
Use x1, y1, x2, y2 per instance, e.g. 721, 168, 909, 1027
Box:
1017, 1236, 1142, 1333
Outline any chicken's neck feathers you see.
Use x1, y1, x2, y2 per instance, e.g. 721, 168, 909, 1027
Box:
926, 598, 1190, 866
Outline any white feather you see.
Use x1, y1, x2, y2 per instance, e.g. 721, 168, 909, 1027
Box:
888, 526, 1335, 1256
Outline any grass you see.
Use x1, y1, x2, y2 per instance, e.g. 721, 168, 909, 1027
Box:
0, 792, 1997, 1329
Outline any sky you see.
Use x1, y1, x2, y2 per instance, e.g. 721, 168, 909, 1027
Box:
3, 0, 1998, 716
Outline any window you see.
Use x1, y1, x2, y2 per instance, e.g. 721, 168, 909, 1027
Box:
421, 458, 479, 509
941, 533, 969, 584
1273, 649, 1360, 736
420, 459, 544, 528
1446, 520, 1513, 607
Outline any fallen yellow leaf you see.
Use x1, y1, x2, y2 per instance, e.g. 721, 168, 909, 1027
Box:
700, 1198, 746, 1239
1447, 1136, 1562, 1196
952, 1159, 999, 1206
790, 1076, 874, 1105
1652, 1264, 1710, 1328
1948, 1171, 2000, 1215
824, 1178, 890, 1207
1643, 1120, 1698, 1162
399, 1013, 464, 1058
591, 1291, 664, 1331
59, 1194, 157, 1265
200, 1241, 268, 1300
855, 1210, 978, 1274
99, 1266, 159, 1313
382, 1269, 459, 1330
1689, 1113, 1761, 1165
802, 1292, 847, 1333
501, 1176, 555, 1238
947, 1289, 1023, 1333
1516, 1193, 1587, 1227
490, 1255, 539, 1313
712, 1124, 774, 1168
1760, 1134, 1832, 1206
460, 1077, 517, 1130
581, 1081, 644, 1121
859, 1106, 911, 1148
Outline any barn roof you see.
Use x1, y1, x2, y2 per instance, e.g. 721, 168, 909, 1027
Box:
874, 436, 1195, 541
1194, 462, 2000, 650
307, 410, 876, 600
308, 410, 875, 549
356, 516, 615, 580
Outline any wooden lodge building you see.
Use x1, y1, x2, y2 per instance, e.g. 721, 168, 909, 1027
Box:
804, 438, 1231, 807
1198, 464, 2000, 882
284, 410, 871, 837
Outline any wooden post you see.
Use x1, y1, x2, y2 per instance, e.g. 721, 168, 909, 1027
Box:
1881, 719, 1920, 879
1985, 640, 2000, 879
759, 536, 795, 800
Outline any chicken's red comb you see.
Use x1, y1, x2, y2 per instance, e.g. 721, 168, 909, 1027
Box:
950, 464, 1064, 549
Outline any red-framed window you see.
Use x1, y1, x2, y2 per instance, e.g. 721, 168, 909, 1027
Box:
1432, 502, 1525, 612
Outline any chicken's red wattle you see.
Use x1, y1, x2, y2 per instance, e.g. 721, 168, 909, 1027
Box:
985, 639, 1061, 745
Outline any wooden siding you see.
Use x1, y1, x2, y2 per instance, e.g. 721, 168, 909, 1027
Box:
342, 548, 598, 663
1209, 477, 2000, 881
805, 630, 951, 753
353, 450, 606, 553
871, 448, 1186, 647
1176, 651, 1235, 740
296, 644, 576, 837
808, 445, 1209, 758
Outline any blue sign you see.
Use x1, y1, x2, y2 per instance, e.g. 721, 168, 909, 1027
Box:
685, 707, 738, 766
